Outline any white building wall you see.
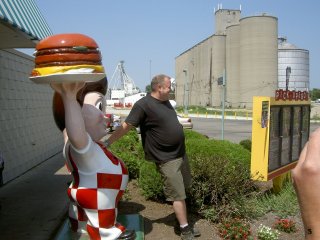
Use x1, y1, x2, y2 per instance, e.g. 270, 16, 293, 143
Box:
0, 49, 63, 184
123, 92, 147, 105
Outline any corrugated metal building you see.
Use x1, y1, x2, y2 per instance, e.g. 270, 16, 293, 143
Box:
175, 7, 309, 109
278, 37, 309, 91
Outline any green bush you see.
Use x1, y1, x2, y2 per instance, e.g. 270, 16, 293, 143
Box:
184, 134, 257, 221
188, 153, 257, 221
108, 129, 143, 179
108, 128, 298, 225
138, 161, 165, 201
186, 138, 251, 167
183, 129, 208, 140
239, 139, 252, 152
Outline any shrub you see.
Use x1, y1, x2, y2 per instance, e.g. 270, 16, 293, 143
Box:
184, 135, 256, 220
138, 161, 165, 201
183, 129, 208, 140
273, 218, 297, 233
108, 129, 143, 179
109, 128, 285, 224
186, 138, 251, 168
239, 139, 252, 152
188, 153, 257, 221
218, 217, 252, 239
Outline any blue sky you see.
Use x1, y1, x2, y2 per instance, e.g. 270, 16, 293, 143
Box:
30, 0, 319, 90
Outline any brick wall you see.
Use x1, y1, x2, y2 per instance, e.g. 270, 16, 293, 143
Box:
0, 49, 63, 184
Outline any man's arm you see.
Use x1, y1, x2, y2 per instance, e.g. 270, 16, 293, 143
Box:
292, 127, 320, 239
106, 121, 134, 146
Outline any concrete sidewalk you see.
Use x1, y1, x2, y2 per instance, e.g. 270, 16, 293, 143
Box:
0, 152, 71, 240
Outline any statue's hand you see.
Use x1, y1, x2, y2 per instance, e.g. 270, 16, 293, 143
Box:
50, 82, 85, 99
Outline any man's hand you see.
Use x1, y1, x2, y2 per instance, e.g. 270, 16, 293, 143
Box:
292, 127, 320, 239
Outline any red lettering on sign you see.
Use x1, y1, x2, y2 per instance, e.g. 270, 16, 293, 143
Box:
274, 90, 309, 101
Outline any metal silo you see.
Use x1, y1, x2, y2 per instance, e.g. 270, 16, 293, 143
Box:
226, 24, 240, 108
211, 34, 226, 107
239, 15, 278, 109
278, 37, 309, 91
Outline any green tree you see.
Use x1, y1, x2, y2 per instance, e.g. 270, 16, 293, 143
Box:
145, 85, 151, 93
310, 88, 320, 100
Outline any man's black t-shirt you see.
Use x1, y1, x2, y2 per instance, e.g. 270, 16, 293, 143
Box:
125, 94, 185, 163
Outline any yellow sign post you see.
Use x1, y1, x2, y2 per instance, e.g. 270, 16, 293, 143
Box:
251, 96, 310, 191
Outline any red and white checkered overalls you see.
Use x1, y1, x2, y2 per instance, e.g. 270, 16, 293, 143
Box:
64, 137, 128, 239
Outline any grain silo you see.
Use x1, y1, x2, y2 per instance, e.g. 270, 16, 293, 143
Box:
211, 34, 226, 106
226, 24, 240, 107
188, 38, 214, 106
175, 36, 214, 107
175, 49, 191, 106
214, 7, 241, 35
278, 37, 309, 91
239, 15, 278, 108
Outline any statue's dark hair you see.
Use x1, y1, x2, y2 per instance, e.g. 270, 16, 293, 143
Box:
52, 77, 108, 131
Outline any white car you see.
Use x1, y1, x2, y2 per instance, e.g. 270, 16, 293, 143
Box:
105, 114, 121, 132
112, 114, 121, 131
177, 115, 193, 129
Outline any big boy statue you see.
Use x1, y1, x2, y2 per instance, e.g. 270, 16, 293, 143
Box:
30, 33, 135, 240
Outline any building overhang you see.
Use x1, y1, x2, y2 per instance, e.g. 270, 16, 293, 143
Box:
0, 0, 52, 49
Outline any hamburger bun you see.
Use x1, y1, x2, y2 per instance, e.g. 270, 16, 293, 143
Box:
30, 33, 105, 81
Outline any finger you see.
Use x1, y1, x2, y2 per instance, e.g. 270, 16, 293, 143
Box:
78, 82, 86, 91
304, 128, 320, 163
294, 142, 308, 170
50, 83, 62, 93
74, 82, 85, 92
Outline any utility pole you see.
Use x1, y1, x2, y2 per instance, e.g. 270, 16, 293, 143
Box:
183, 69, 188, 116
221, 69, 226, 140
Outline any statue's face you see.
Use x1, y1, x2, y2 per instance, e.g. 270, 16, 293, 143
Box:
82, 92, 107, 141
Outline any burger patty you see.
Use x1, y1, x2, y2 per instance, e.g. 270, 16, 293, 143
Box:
35, 61, 103, 68
35, 47, 100, 56
35, 47, 102, 67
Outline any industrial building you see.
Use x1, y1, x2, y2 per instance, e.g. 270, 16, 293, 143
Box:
175, 6, 309, 109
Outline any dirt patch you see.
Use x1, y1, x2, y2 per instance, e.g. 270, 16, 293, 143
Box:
118, 180, 305, 239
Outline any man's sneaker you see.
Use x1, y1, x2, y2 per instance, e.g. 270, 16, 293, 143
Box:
191, 226, 201, 237
180, 225, 194, 240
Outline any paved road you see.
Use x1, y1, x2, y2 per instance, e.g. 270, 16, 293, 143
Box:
191, 117, 320, 143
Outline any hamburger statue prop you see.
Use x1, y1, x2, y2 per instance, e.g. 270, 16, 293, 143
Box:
30, 33, 106, 83
30, 34, 135, 239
